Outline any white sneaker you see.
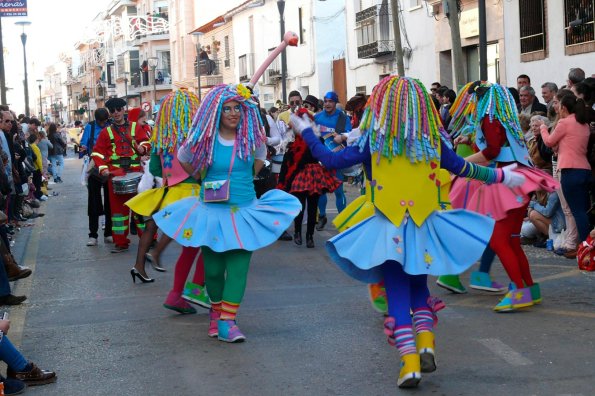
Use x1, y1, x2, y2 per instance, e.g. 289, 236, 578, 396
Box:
86, 238, 98, 246
104, 236, 113, 244
39, 195, 48, 201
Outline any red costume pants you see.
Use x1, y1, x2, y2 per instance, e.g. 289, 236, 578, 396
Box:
107, 180, 143, 247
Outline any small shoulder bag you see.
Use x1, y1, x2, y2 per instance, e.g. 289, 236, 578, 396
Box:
203, 139, 236, 203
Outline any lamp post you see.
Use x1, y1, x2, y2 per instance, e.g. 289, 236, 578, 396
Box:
15, 21, 32, 116
191, 32, 204, 101
36, 79, 42, 119
277, 0, 287, 103
123, 71, 129, 110
148, 57, 158, 112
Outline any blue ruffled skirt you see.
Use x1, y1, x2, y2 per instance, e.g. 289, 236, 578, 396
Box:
326, 209, 495, 283
154, 189, 301, 251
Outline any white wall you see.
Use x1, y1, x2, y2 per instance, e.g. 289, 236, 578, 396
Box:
344, 0, 437, 98
503, 0, 594, 91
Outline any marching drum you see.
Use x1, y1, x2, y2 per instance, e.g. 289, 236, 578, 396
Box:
112, 172, 143, 195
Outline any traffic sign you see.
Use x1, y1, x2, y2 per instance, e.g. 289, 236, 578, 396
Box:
142, 102, 151, 112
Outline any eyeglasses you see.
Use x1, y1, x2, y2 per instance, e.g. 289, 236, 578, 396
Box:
289, 100, 301, 106
430, 88, 437, 92
222, 105, 241, 115
109, 107, 124, 114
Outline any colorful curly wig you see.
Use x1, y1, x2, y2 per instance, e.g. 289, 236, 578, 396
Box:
357, 75, 447, 164
152, 89, 200, 154
182, 83, 266, 170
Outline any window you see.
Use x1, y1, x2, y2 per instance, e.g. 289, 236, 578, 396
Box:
519, 0, 545, 54
239, 54, 248, 81
564, 0, 594, 46
356, 86, 366, 95
224, 36, 230, 68
409, 0, 421, 8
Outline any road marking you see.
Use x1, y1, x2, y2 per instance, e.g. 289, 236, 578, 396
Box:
477, 338, 533, 366
10, 218, 42, 347
535, 269, 581, 282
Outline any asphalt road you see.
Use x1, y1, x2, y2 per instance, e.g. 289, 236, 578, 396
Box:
7, 155, 595, 396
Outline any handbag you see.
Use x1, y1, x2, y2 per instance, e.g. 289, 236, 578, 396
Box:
203, 140, 236, 203
577, 236, 595, 271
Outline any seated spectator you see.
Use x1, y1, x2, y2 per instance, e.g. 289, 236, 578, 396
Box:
0, 318, 56, 389
527, 191, 565, 247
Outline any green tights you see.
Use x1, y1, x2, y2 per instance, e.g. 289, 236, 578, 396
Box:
201, 246, 252, 304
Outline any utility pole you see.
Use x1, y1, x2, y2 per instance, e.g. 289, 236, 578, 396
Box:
446, 0, 465, 89
390, 0, 405, 76
478, 0, 487, 81
277, 0, 287, 104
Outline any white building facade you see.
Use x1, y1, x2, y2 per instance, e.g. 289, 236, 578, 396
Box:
502, 0, 594, 88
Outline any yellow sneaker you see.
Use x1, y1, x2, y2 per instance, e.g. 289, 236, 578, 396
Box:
416, 331, 436, 373
397, 354, 421, 388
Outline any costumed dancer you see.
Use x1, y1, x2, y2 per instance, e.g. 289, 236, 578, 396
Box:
154, 84, 301, 342
436, 82, 504, 294
448, 82, 559, 311
277, 109, 342, 248
290, 76, 526, 388
91, 98, 151, 254
126, 91, 211, 315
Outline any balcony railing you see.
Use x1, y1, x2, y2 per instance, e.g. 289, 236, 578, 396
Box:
141, 68, 171, 86
194, 59, 221, 77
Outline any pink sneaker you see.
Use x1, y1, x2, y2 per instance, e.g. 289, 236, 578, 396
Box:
163, 291, 197, 314
208, 309, 221, 338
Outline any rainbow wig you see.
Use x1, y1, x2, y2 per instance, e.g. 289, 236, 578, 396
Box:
153, 89, 200, 154
183, 83, 266, 170
448, 81, 477, 138
358, 75, 447, 164
473, 82, 524, 144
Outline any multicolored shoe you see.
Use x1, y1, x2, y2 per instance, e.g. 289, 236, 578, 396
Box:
182, 282, 211, 309
163, 291, 197, 314
416, 331, 436, 373
469, 271, 506, 293
529, 283, 542, 304
436, 275, 467, 294
208, 309, 221, 338
493, 284, 534, 312
368, 282, 388, 314
398, 354, 422, 388
217, 319, 246, 343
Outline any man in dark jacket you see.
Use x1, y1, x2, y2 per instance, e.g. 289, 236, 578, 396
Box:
518, 86, 547, 116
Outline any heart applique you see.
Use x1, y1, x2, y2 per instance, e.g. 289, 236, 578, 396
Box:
435, 180, 441, 187
430, 162, 438, 169
429, 173, 436, 180
370, 180, 377, 187
377, 185, 383, 190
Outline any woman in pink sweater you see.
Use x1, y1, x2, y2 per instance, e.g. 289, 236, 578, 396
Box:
540, 94, 591, 244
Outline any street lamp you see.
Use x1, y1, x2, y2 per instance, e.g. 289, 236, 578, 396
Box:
191, 32, 204, 101
36, 79, 42, 119
15, 21, 32, 116
123, 71, 129, 110
148, 57, 158, 111
277, 0, 287, 103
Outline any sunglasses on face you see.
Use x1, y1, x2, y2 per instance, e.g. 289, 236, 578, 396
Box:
109, 107, 124, 114
289, 100, 301, 106
222, 105, 241, 115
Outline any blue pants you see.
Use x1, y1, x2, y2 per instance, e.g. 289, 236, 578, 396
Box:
318, 174, 346, 216
561, 168, 591, 242
49, 155, 64, 180
0, 255, 11, 297
478, 246, 496, 273
383, 261, 429, 326
0, 335, 28, 371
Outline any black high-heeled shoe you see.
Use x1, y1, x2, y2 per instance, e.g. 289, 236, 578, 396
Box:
294, 232, 302, 246
306, 234, 315, 248
130, 268, 155, 283
145, 253, 166, 272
